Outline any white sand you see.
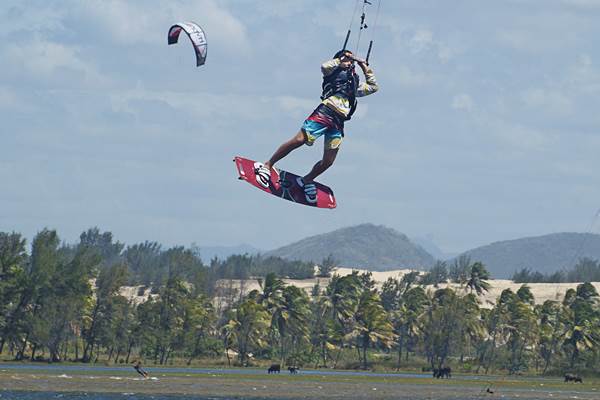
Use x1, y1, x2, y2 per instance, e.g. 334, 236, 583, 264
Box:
113, 267, 600, 309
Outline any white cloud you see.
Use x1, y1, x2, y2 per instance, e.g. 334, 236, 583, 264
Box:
277, 96, 315, 117
560, 0, 600, 9
409, 29, 434, 54
521, 88, 572, 116
390, 65, 432, 87
452, 94, 474, 112
76, 0, 249, 54
437, 44, 456, 64
3, 39, 108, 87
0, 2, 66, 36
0, 86, 16, 109
255, 1, 307, 18
490, 119, 553, 153
567, 54, 600, 93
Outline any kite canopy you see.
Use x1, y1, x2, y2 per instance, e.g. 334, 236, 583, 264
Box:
168, 22, 207, 67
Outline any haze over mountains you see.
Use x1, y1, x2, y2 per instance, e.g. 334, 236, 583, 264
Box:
456, 233, 600, 278
262, 224, 600, 279
197, 244, 260, 262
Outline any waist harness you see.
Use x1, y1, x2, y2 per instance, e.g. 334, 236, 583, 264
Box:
320, 65, 359, 121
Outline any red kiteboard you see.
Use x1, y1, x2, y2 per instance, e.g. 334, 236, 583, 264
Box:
234, 156, 336, 209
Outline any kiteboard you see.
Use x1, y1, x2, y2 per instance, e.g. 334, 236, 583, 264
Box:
234, 156, 336, 209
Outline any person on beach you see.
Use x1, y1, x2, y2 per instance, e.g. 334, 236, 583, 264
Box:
133, 360, 149, 378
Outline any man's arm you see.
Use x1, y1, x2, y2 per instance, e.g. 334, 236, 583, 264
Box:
355, 60, 379, 97
321, 58, 341, 76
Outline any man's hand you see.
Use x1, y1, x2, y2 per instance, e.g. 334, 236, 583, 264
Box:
352, 57, 369, 72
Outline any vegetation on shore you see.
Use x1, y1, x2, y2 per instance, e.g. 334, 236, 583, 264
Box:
1, 228, 600, 378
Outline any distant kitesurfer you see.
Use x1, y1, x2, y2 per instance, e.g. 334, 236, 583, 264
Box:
133, 360, 149, 378
254, 49, 379, 203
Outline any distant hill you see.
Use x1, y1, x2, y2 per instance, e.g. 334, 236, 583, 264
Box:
411, 235, 458, 260
457, 232, 600, 278
197, 244, 261, 261
266, 224, 435, 270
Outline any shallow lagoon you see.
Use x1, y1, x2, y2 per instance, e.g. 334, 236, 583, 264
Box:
1, 363, 598, 400
1, 392, 244, 400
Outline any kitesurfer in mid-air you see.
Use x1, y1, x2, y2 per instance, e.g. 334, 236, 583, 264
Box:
254, 49, 379, 203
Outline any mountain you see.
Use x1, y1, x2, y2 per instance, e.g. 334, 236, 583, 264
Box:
411, 235, 458, 260
457, 232, 600, 278
266, 224, 435, 270
197, 244, 261, 261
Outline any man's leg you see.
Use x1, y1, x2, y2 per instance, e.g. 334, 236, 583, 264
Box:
303, 147, 339, 183
255, 130, 307, 189
264, 130, 306, 169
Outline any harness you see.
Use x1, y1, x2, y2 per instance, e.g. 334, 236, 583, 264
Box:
320, 65, 359, 121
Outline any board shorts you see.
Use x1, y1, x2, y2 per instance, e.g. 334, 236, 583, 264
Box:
302, 104, 345, 150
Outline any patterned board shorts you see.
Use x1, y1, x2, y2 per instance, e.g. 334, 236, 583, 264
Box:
301, 119, 343, 150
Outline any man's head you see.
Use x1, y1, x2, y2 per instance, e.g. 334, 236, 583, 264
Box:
334, 49, 354, 68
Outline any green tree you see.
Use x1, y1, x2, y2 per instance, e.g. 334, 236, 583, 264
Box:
422, 288, 462, 370
82, 262, 128, 362
0, 232, 28, 354
353, 288, 395, 369
317, 254, 337, 278
449, 255, 472, 284
183, 294, 217, 365
278, 285, 310, 365
536, 300, 563, 373
11, 229, 61, 360
222, 299, 270, 365
421, 261, 448, 288
505, 291, 537, 374
561, 283, 600, 368
323, 272, 362, 366
465, 262, 491, 295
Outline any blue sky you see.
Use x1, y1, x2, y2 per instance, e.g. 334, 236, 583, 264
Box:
1, 0, 600, 254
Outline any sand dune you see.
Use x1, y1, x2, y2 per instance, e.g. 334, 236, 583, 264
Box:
117, 267, 600, 309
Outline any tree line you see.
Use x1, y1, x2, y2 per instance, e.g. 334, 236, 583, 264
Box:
512, 258, 600, 283
1, 228, 599, 376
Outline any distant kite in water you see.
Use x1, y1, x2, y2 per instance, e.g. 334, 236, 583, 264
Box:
167, 22, 207, 67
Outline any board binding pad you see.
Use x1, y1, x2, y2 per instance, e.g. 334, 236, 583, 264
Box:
234, 156, 336, 209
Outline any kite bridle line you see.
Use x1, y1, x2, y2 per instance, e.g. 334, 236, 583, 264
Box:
342, 0, 361, 51
366, 0, 382, 65
342, 0, 382, 66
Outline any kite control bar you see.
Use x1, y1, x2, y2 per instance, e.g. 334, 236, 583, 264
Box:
341, 0, 379, 65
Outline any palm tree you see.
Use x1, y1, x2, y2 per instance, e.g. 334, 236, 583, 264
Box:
449, 254, 471, 284
465, 262, 491, 296
222, 299, 270, 366
457, 293, 485, 364
353, 288, 395, 369
322, 272, 362, 367
505, 293, 537, 374
516, 285, 535, 305
309, 285, 335, 367
536, 300, 563, 373
392, 286, 427, 368
421, 288, 463, 370
481, 289, 513, 374
561, 283, 600, 368
276, 285, 310, 365
250, 273, 286, 357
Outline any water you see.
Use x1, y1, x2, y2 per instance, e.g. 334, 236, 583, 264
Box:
0, 392, 246, 400
0, 363, 432, 379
